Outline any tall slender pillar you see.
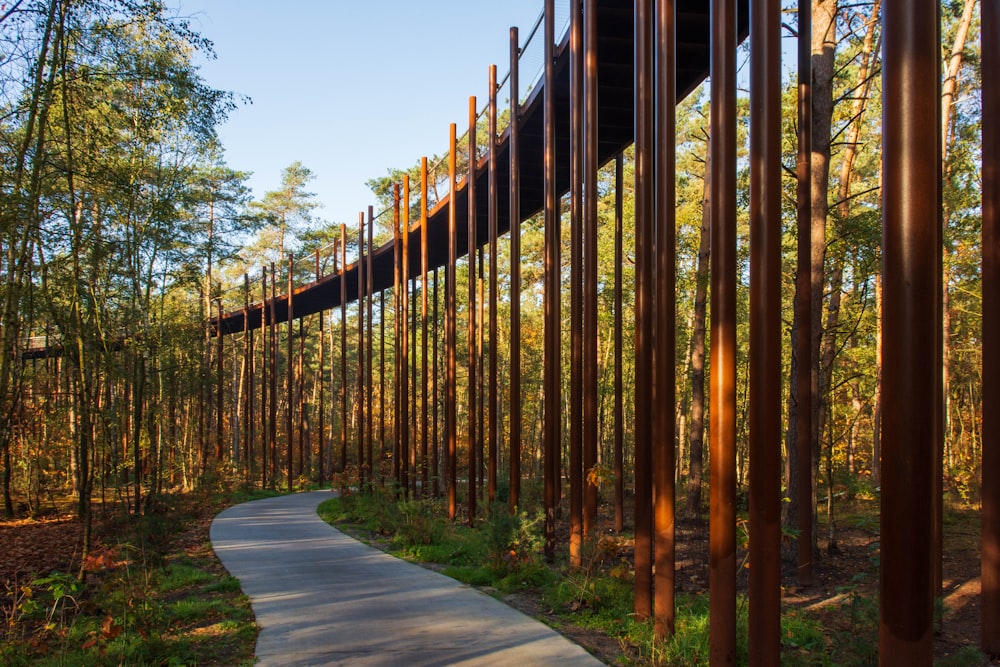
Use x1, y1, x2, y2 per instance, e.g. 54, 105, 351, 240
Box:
447, 124, 459, 521
880, 0, 940, 661
509, 26, 523, 515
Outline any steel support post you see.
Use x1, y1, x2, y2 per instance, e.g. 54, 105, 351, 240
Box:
709, 0, 738, 661
583, 0, 599, 541
467, 96, 478, 525
297, 318, 305, 477
357, 213, 366, 486
244, 274, 253, 485
509, 26, 522, 515
488, 65, 499, 508
262, 269, 269, 488
340, 224, 348, 473
421, 157, 430, 497
634, 0, 654, 620
447, 124, 458, 521
269, 262, 278, 486
983, 0, 1000, 656
653, 0, 676, 639
367, 207, 375, 485
393, 186, 402, 487
880, 0, 940, 661
748, 0, 782, 660
543, 0, 560, 562
795, 0, 814, 588
316, 251, 324, 485
380, 281, 386, 477
569, 0, 584, 570
614, 153, 624, 532
286, 254, 294, 492
433, 267, 441, 498
403, 176, 411, 496
216, 300, 224, 466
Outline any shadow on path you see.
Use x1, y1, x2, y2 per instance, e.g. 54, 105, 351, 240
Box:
210, 490, 605, 666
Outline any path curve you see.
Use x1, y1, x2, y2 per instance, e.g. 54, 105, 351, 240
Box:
210, 490, 605, 666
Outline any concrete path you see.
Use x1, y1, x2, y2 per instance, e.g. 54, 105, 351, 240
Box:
210, 491, 605, 666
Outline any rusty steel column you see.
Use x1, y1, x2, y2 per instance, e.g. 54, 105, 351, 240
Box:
433, 267, 441, 497
509, 25, 522, 515
340, 224, 348, 473
421, 157, 430, 496
447, 123, 458, 521
880, 0, 940, 662
488, 65, 499, 508
244, 274, 253, 484
467, 96, 478, 525
262, 269, 269, 488
542, 0, 560, 562
357, 212, 366, 486
583, 0, 599, 539
316, 251, 324, 485
216, 299, 224, 466
412, 272, 419, 498
367, 207, 375, 485
795, 0, 814, 588
614, 153, 624, 532
748, 0, 782, 660
286, 254, 294, 492
380, 282, 386, 476
983, 0, 1000, 656
709, 0, 738, 661
297, 318, 306, 477
402, 176, 411, 496
269, 263, 278, 486
633, 0, 654, 621
569, 0, 584, 570
653, 0, 676, 639
393, 185, 402, 487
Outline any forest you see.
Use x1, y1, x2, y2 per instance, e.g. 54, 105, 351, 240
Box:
0, 0, 990, 663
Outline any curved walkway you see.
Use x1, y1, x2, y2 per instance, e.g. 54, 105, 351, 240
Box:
210, 491, 605, 666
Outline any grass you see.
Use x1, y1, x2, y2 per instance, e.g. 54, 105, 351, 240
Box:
317, 490, 855, 666
1, 484, 282, 666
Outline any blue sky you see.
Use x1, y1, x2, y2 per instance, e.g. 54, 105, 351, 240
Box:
175, 0, 547, 228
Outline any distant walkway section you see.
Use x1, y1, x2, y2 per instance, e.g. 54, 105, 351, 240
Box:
210, 491, 605, 666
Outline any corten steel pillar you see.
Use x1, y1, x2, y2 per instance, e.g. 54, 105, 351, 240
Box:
380, 277, 386, 476
488, 65, 499, 508
447, 123, 458, 521
216, 300, 224, 465
297, 318, 306, 477
795, 0, 814, 588
583, 0, 599, 539
393, 188, 402, 486
467, 96, 478, 525
262, 269, 269, 488
748, 0, 782, 660
509, 25, 522, 515
244, 274, 253, 484
633, 0, 654, 621
412, 272, 419, 497
569, 0, 585, 570
421, 157, 430, 496
269, 262, 278, 486
880, 0, 940, 662
340, 224, 348, 473
614, 153, 624, 533
402, 176, 412, 496
653, 0, 676, 639
367, 206, 375, 485
709, 0, 738, 661
357, 212, 366, 486
543, 0, 560, 562
433, 267, 441, 498
477, 266, 485, 502
316, 251, 324, 485
286, 254, 294, 492
983, 0, 1000, 656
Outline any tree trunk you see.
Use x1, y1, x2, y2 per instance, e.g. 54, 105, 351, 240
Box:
686, 135, 710, 518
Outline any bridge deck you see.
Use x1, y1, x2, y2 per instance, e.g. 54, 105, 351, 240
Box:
216, 0, 748, 335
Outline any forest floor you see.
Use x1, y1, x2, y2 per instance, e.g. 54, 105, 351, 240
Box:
1, 489, 993, 665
